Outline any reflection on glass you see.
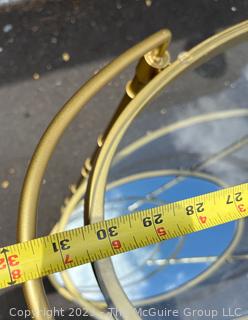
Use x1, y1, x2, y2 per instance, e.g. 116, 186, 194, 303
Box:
53, 38, 248, 319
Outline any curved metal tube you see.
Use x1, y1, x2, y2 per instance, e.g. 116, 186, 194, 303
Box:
17, 29, 171, 320
85, 21, 248, 319
17, 20, 248, 320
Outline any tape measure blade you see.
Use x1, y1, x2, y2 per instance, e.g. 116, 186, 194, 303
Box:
0, 182, 247, 289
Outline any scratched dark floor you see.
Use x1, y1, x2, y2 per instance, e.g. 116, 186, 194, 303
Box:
0, 0, 248, 319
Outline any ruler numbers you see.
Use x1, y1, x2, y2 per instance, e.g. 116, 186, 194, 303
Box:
0, 183, 248, 289
0, 248, 21, 285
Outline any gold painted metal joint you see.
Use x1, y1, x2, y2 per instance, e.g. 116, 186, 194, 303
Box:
126, 41, 171, 99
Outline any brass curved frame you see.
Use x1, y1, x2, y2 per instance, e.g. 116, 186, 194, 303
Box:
17, 21, 248, 320
85, 21, 248, 319
17, 29, 171, 320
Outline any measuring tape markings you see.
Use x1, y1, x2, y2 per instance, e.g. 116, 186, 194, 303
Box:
0, 182, 247, 290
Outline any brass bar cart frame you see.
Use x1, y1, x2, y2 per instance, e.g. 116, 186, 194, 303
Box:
17, 21, 248, 320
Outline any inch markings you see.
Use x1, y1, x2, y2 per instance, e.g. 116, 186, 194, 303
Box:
0, 183, 248, 289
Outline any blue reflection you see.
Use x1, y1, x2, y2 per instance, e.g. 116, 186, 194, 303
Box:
106, 176, 236, 300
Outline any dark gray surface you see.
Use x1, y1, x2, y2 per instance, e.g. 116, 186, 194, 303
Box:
0, 0, 247, 319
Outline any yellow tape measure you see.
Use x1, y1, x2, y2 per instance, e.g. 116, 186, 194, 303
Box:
1, 182, 248, 290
